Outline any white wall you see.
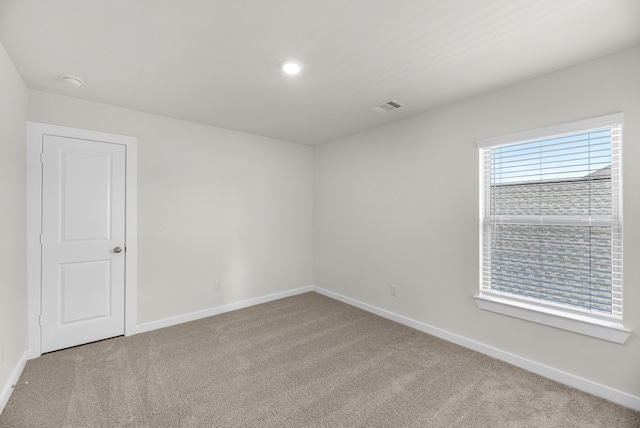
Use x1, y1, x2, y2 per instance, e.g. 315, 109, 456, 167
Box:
314, 47, 640, 397
29, 91, 314, 324
0, 42, 28, 394
8, 38, 640, 404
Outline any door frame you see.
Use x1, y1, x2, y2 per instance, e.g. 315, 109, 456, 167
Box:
27, 121, 138, 358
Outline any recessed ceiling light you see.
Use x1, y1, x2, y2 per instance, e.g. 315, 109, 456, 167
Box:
279, 61, 303, 75
60, 75, 83, 87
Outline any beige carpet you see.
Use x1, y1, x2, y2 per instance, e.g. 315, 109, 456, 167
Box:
1, 292, 638, 427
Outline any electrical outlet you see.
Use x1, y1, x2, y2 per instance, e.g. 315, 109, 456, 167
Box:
215, 281, 222, 291
391, 284, 397, 297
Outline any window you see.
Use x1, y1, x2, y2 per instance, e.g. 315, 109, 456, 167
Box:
475, 113, 630, 343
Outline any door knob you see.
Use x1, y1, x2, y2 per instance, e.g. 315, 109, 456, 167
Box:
113, 247, 123, 253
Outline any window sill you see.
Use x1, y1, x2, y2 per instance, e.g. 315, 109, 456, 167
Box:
474, 292, 631, 344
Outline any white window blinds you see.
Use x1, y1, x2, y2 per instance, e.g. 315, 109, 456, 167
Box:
478, 114, 623, 320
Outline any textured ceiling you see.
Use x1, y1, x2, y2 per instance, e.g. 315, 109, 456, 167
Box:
1, 0, 639, 145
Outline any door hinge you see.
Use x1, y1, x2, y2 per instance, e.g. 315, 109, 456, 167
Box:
39, 315, 43, 326
40, 153, 45, 164
40, 233, 44, 245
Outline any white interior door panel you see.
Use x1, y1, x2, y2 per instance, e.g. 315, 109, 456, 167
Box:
40, 135, 126, 353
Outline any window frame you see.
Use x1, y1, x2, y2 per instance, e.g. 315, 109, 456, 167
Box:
475, 113, 630, 344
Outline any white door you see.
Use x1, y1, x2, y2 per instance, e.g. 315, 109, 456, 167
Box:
40, 135, 126, 353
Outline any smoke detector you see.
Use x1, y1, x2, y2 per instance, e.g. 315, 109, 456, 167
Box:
61, 75, 83, 87
369, 99, 404, 113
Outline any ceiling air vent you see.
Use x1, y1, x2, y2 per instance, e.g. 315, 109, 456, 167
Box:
369, 99, 404, 113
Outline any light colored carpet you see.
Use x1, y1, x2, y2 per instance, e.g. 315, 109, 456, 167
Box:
1, 292, 638, 427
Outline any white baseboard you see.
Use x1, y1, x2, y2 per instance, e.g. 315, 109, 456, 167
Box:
312, 286, 640, 412
134, 286, 314, 334
11, 284, 638, 413
0, 351, 30, 415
